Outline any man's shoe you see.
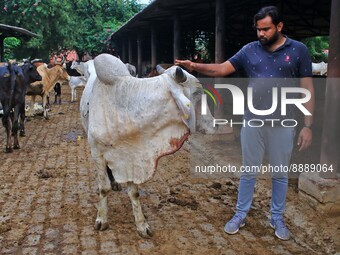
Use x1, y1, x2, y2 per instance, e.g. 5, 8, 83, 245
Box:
270, 217, 291, 240
224, 214, 246, 234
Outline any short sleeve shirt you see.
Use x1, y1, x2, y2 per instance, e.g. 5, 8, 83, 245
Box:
228, 37, 312, 120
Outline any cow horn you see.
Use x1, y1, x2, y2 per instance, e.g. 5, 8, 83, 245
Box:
54, 55, 65, 65
156, 65, 165, 74
175, 67, 187, 83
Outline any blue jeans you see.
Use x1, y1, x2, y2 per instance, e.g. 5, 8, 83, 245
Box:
236, 124, 295, 219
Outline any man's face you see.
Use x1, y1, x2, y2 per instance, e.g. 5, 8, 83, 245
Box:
256, 16, 282, 46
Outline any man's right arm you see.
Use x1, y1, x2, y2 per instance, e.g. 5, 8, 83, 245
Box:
175, 59, 236, 77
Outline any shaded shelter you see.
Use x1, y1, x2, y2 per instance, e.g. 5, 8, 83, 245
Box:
0, 23, 38, 62
110, 0, 331, 76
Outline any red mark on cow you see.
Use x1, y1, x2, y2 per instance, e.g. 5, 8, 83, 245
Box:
154, 132, 190, 172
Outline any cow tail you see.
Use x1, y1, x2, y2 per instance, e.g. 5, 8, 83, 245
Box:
8, 62, 16, 107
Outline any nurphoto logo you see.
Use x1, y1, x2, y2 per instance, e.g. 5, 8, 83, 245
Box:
201, 83, 312, 128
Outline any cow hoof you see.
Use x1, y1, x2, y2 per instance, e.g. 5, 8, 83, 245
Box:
5, 147, 13, 153
19, 131, 26, 137
94, 220, 109, 231
111, 181, 122, 191
14, 145, 20, 150
137, 223, 153, 238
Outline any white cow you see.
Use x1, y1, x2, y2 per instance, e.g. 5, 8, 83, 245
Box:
312, 61, 328, 76
68, 76, 87, 102
80, 54, 223, 238
70, 60, 94, 79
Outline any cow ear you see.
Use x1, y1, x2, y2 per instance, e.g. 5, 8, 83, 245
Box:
156, 65, 165, 74
175, 67, 187, 83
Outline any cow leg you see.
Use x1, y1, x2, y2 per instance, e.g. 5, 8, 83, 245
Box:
12, 106, 20, 149
127, 182, 153, 238
42, 94, 49, 120
71, 88, 74, 102
5, 119, 13, 153
107, 166, 122, 191
93, 157, 111, 231
74, 88, 77, 101
19, 103, 26, 137
29, 95, 36, 117
55, 83, 62, 104
2, 111, 13, 153
46, 94, 50, 107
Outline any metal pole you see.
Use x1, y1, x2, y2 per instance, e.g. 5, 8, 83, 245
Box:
137, 33, 142, 78
215, 0, 226, 63
320, 0, 340, 178
151, 26, 157, 69
173, 14, 181, 61
0, 36, 4, 62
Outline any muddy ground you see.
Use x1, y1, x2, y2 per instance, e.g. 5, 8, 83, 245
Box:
0, 85, 338, 255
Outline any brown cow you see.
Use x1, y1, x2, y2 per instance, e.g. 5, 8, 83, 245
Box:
27, 64, 70, 119
147, 63, 173, 77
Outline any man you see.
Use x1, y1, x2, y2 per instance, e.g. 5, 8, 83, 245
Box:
176, 6, 314, 240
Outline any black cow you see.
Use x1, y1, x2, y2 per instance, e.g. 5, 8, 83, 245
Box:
0, 62, 42, 152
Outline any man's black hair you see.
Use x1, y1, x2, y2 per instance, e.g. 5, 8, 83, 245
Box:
253, 6, 283, 27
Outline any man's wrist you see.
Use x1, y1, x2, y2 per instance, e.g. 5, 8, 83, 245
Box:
190, 62, 197, 71
303, 124, 313, 130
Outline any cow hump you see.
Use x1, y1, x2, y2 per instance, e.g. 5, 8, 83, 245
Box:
94, 54, 130, 84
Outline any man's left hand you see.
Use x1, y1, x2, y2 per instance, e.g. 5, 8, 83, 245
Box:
297, 127, 313, 151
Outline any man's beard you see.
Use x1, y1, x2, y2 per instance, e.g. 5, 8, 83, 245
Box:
259, 30, 279, 46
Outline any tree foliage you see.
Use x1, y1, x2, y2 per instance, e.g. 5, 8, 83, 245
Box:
302, 36, 329, 62
0, 0, 143, 60
3, 37, 21, 60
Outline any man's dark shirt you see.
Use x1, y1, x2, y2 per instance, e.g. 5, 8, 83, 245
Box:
228, 37, 313, 121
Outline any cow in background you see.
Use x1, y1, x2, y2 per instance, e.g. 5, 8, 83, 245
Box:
27, 64, 70, 119
312, 61, 328, 76
0, 61, 41, 152
147, 63, 174, 77
125, 63, 137, 76
68, 76, 87, 102
70, 60, 94, 79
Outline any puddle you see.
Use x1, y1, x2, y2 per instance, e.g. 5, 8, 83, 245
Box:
64, 130, 82, 142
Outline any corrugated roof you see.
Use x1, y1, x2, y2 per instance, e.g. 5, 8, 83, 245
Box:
0, 23, 38, 38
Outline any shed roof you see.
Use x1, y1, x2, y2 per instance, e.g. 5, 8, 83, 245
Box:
111, 0, 331, 42
0, 23, 38, 38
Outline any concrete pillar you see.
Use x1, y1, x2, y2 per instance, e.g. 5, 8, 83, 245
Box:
213, 0, 228, 123
215, 0, 226, 63
320, 0, 340, 178
298, 0, 340, 216
151, 26, 157, 69
122, 38, 127, 63
0, 36, 4, 62
173, 14, 181, 61
128, 37, 133, 64
137, 33, 142, 78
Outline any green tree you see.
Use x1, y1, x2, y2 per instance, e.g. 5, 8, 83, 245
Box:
3, 37, 21, 60
302, 36, 329, 62
0, 0, 142, 60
